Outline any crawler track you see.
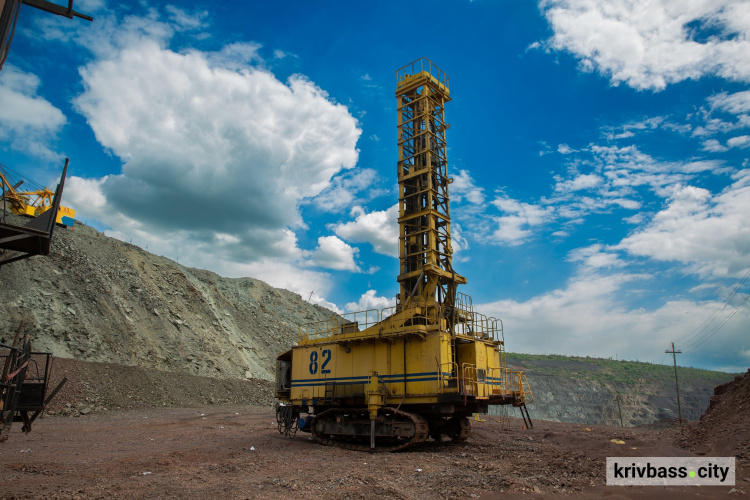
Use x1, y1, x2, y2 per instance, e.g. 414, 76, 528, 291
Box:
311, 407, 429, 452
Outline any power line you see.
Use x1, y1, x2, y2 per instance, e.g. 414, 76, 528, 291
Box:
682, 293, 750, 353
681, 290, 749, 352
676, 267, 750, 351
677, 267, 749, 346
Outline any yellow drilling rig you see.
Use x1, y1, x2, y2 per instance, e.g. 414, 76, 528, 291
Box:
275, 58, 532, 451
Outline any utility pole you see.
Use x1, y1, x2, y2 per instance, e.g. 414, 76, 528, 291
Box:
665, 342, 683, 424
615, 394, 624, 427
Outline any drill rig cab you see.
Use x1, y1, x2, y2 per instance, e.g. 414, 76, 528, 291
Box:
275, 58, 532, 451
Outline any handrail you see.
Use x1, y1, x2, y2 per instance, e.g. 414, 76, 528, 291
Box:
509, 370, 533, 405
521, 373, 534, 404
487, 366, 512, 396
297, 296, 504, 344
461, 363, 477, 404
396, 57, 450, 90
437, 361, 458, 393
297, 309, 380, 343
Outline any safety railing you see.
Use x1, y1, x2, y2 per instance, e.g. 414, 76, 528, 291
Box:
297, 296, 505, 345
452, 311, 503, 342
510, 371, 534, 405
396, 57, 450, 91
437, 361, 458, 393
297, 309, 380, 344
461, 363, 477, 404
487, 366, 512, 396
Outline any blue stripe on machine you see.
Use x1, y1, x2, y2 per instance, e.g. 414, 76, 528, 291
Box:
290, 378, 441, 387
290, 372, 443, 387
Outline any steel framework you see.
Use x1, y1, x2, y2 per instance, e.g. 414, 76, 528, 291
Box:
395, 58, 466, 314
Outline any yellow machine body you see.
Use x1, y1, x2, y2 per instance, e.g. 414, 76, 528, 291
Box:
278, 305, 530, 415
36, 204, 76, 226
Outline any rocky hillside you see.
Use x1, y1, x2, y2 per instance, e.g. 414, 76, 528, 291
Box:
0, 216, 740, 426
500, 354, 738, 426
0, 215, 334, 381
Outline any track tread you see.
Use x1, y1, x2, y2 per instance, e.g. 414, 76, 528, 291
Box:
311, 407, 428, 452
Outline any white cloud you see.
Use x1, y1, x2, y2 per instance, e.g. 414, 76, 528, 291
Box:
694, 90, 750, 139
727, 135, 750, 149
0, 66, 66, 158
164, 5, 208, 31
568, 244, 626, 269
203, 42, 264, 70
451, 223, 469, 261
345, 289, 395, 313
617, 172, 750, 278
548, 144, 722, 216
540, 0, 750, 91
702, 138, 729, 152
463, 130, 735, 251
479, 270, 750, 369
603, 116, 693, 140
692, 118, 745, 137
451, 169, 486, 204
554, 173, 603, 193
589, 144, 720, 175
607, 130, 636, 140
66, 175, 108, 210
457, 139, 723, 246
38, 10, 365, 313
332, 204, 399, 257
709, 90, 750, 115
310, 168, 385, 213
489, 196, 554, 246
70, 27, 360, 265
306, 236, 360, 271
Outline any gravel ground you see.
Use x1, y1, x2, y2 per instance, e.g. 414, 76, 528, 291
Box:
0, 407, 746, 499
1, 359, 747, 499
42, 358, 275, 418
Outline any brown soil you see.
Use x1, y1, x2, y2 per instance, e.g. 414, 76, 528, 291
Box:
1, 409, 747, 498
679, 369, 750, 461
2, 360, 747, 499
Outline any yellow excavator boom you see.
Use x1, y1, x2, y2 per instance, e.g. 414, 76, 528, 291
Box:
0, 165, 75, 226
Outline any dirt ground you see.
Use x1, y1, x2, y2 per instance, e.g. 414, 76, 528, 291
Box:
1, 405, 747, 500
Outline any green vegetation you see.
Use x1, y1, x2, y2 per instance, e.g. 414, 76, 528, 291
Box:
506, 352, 739, 386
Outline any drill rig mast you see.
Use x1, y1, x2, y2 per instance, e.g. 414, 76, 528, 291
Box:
395, 58, 464, 325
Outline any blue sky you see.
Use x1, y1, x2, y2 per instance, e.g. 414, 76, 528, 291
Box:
1, 0, 749, 372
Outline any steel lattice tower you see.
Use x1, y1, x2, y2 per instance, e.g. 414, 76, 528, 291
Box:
395, 58, 466, 314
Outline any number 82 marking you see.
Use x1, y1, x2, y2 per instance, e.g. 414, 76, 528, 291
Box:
309, 349, 332, 375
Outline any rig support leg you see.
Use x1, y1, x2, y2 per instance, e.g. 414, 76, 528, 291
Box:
370, 419, 376, 450
518, 406, 529, 429
522, 403, 533, 429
